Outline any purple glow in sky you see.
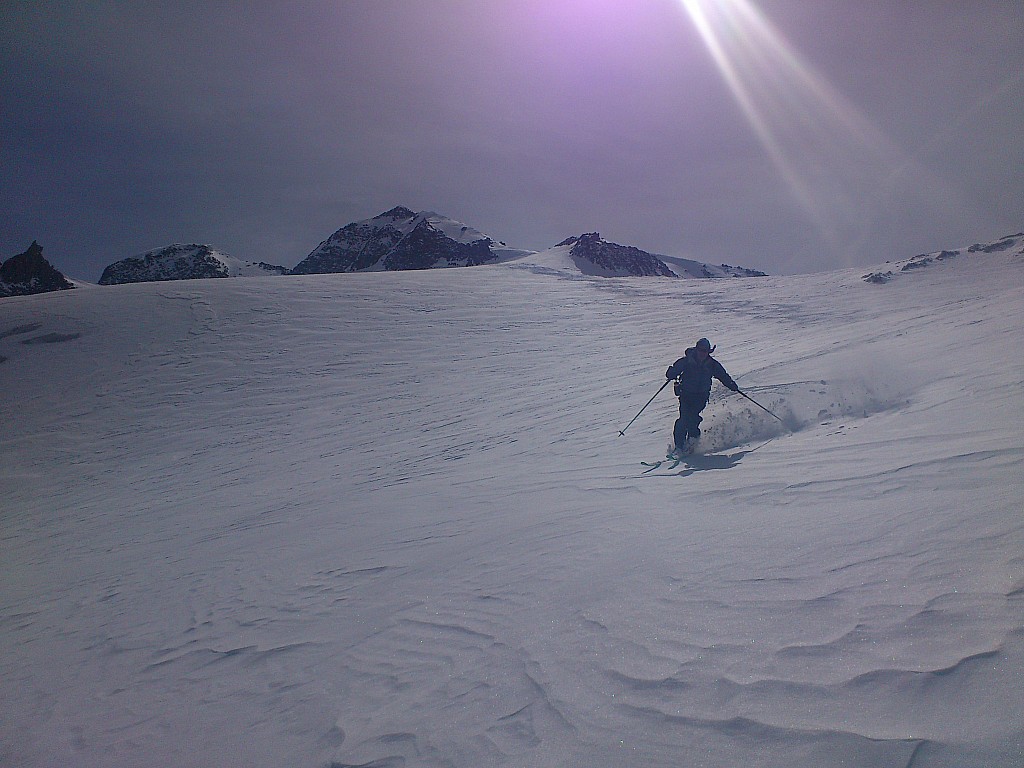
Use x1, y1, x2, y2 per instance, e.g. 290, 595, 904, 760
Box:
2, 0, 1022, 279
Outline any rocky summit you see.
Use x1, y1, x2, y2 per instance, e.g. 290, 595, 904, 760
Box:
291, 207, 527, 274
0, 241, 75, 297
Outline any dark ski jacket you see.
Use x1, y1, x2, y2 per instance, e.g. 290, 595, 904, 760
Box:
666, 347, 738, 396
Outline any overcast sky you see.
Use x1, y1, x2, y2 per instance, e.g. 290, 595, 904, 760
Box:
3, 0, 1023, 280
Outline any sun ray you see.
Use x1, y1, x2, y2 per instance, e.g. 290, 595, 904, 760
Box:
692, 5, 824, 213
680, 0, 962, 265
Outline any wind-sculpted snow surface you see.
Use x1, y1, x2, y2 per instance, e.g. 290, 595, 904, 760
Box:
1, 242, 1022, 767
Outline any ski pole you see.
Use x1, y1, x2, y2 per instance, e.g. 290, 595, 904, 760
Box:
618, 378, 673, 436
736, 389, 784, 423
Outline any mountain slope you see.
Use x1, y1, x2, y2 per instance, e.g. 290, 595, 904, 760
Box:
98, 243, 287, 284
659, 253, 768, 278
862, 231, 1024, 283
557, 232, 677, 277
1, 235, 1022, 768
509, 233, 766, 279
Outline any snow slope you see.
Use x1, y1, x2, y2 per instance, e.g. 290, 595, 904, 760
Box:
659, 253, 768, 278
1, 238, 1022, 767
507, 238, 764, 279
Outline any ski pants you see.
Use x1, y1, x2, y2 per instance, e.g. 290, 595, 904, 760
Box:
674, 391, 709, 447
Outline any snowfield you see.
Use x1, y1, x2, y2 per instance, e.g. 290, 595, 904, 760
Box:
2, 242, 1022, 767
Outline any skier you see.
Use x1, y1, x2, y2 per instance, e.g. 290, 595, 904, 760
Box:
665, 337, 738, 456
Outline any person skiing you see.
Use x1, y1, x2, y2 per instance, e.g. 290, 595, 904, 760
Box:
665, 337, 738, 455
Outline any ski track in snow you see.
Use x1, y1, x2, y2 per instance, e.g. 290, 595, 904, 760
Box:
1, 251, 1023, 767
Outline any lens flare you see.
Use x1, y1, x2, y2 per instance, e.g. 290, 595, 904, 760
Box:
680, 0, 956, 266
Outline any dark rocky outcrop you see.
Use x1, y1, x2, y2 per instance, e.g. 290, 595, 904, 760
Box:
99, 244, 287, 285
556, 233, 677, 278
0, 242, 75, 297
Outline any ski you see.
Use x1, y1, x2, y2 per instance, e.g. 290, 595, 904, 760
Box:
641, 453, 687, 472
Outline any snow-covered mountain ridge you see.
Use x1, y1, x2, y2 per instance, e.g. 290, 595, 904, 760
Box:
508, 232, 769, 279
290, 208, 771, 280
5, 219, 1023, 291
862, 231, 1024, 283
80, 207, 767, 284
98, 243, 287, 285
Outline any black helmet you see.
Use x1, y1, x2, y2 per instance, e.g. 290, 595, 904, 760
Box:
695, 337, 715, 353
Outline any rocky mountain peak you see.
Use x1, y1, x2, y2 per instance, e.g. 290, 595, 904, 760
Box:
376, 206, 417, 221
0, 241, 75, 297
291, 207, 521, 274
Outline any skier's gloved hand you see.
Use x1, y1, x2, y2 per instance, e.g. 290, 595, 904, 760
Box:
665, 367, 675, 380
